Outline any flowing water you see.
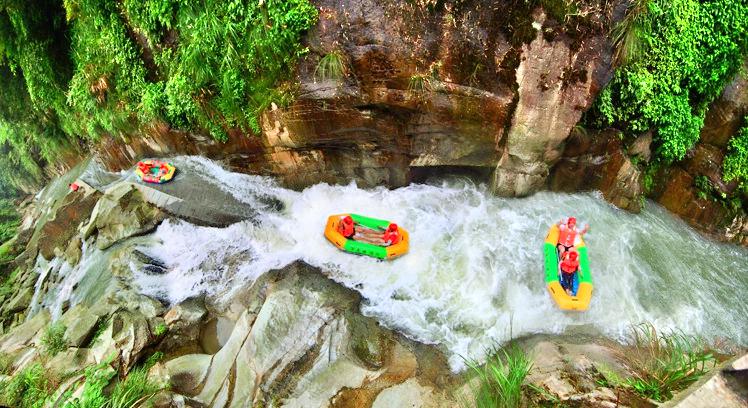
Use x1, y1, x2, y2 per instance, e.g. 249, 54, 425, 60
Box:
30, 156, 748, 370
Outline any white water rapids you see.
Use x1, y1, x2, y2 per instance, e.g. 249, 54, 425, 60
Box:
129, 157, 748, 369
29, 156, 748, 370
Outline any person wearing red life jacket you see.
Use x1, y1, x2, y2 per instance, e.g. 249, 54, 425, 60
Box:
382, 223, 401, 246
138, 161, 151, 175
69, 182, 80, 192
557, 217, 589, 255
338, 215, 355, 238
559, 250, 580, 295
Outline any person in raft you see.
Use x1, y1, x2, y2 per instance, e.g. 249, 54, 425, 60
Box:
338, 215, 356, 238
559, 250, 580, 295
556, 217, 589, 255
382, 223, 401, 246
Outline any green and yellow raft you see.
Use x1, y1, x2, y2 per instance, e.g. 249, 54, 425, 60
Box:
543, 224, 593, 311
324, 213, 409, 260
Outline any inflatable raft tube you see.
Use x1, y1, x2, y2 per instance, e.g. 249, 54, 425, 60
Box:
543, 224, 593, 311
324, 213, 409, 260
135, 160, 176, 184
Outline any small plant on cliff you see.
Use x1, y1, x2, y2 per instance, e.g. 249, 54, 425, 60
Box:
408, 74, 432, 93
314, 50, 349, 82
41, 322, 68, 357
723, 121, 748, 194
464, 345, 533, 408
154, 322, 168, 337
623, 323, 716, 402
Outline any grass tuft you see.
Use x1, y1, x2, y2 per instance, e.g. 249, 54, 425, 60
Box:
0, 363, 55, 408
41, 322, 68, 357
314, 51, 348, 82
623, 323, 716, 402
464, 345, 533, 408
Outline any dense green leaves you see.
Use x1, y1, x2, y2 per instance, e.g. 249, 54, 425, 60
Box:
723, 121, 748, 192
592, 0, 748, 163
0, 0, 318, 190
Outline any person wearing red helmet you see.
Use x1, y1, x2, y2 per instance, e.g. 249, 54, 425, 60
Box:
382, 223, 401, 246
557, 216, 589, 255
559, 250, 580, 295
338, 215, 355, 238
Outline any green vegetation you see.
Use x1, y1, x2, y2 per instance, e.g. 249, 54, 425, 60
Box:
624, 323, 716, 402
591, 0, 748, 163
0, 0, 318, 190
0, 363, 56, 408
41, 322, 68, 356
62, 353, 165, 407
465, 345, 533, 408
314, 50, 348, 82
723, 120, 748, 192
153, 322, 167, 336
0, 198, 19, 245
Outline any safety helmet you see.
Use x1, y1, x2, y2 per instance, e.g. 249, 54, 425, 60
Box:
388, 223, 398, 231
568, 251, 578, 260
568, 217, 577, 226
343, 215, 353, 224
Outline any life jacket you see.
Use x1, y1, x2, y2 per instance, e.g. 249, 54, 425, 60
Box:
558, 224, 577, 248
383, 229, 400, 245
560, 253, 579, 274
339, 220, 354, 238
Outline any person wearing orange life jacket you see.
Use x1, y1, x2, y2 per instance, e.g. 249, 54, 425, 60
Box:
556, 217, 589, 255
338, 215, 355, 238
559, 250, 580, 295
382, 223, 401, 246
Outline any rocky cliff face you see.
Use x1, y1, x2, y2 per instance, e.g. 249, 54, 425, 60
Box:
32, 0, 744, 247
549, 61, 748, 246
85, 0, 620, 194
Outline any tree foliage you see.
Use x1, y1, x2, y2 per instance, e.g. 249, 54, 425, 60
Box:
591, 0, 748, 163
0, 0, 318, 190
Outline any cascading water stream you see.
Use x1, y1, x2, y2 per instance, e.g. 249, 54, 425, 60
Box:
132, 157, 748, 369
27, 156, 748, 370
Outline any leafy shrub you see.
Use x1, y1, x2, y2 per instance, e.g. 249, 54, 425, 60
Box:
723, 122, 748, 192
591, 0, 748, 163
624, 323, 716, 402
0, 0, 318, 190
464, 345, 533, 408
41, 322, 68, 356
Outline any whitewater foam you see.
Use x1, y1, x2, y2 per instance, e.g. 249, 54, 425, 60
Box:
125, 157, 748, 370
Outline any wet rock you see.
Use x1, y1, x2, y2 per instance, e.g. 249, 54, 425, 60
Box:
0, 310, 50, 353
60, 304, 102, 347
599, 148, 643, 212
5, 286, 33, 314
700, 59, 748, 148
82, 183, 165, 250
161, 354, 213, 395
664, 353, 748, 408
494, 9, 614, 196
46, 347, 96, 378
36, 191, 100, 260
371, 378, 454, 408
627, 131, 652, 163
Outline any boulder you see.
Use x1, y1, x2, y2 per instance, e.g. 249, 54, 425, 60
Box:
60, 304, 102, 347
493, 9, 614, 196
82, 183, 165, 250
664, 353, 748, 408
0, 310, 50, 353
45, 347, 96, 378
